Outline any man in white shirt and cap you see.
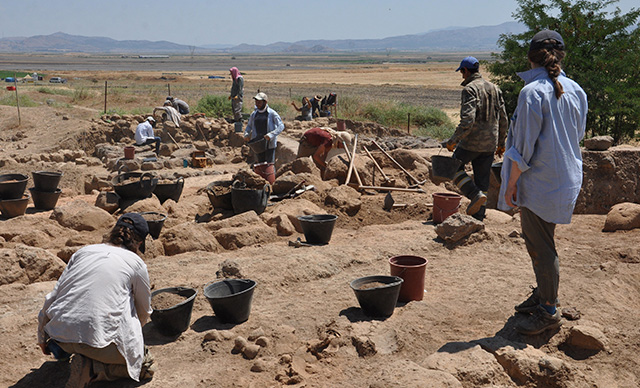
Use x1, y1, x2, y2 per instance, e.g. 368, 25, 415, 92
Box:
134, 116, 161, 154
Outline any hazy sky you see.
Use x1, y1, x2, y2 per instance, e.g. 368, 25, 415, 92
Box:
0, 0, 637, 47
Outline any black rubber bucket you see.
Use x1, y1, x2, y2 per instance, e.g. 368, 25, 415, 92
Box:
32, 171, 63, 192
0, 193, 30, 218
29, 188, 62, 210
153, 177, 184, 204
206, 180, 233, 210
112, 172, 158, 200
150, 287, 197, 336
297, 214, 338, 244
0, 173, 28, 200
203, 279, 257, 324
247, 137, 267, 154
231, 183, 270, 215
431, 155, 461, 183
491, 162, 503, 184
141, 212, 167, 239
350, 275, 403, 317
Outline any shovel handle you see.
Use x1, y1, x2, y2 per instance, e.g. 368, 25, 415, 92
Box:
363, 146, 389, 180
371, 140, 422, 185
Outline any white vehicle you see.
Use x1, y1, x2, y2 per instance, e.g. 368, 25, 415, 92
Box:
49, 77, 67, 83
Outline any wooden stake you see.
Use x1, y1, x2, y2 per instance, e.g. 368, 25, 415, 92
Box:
13, 74, 20, 126
104, 81, 107, 113
341, 139, 363, 186
344, 134, 358, 186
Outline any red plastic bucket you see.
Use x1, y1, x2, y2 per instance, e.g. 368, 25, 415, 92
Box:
389, 255, 428, 302
253, 163, 275, 184
124, 146, 135, 159
432, 192, 461, 223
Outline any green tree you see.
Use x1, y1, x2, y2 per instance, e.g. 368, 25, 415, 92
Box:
488, 0, 640, 141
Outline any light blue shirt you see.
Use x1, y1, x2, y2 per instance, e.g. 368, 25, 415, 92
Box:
244, 106, 285, 149
498, 67, 587, 224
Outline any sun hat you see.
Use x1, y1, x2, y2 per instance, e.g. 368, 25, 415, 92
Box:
115, 213, 149, 253
455, 56, 480, 72
529, 30, 565, 51
253, 92, 268, 101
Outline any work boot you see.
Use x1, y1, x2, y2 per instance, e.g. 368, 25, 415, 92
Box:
466, 191, 487, 216
66, 354, 94, 388
516, 305, 562, 335
515, 286, 539, 314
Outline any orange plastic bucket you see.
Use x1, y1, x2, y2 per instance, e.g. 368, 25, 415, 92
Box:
432, 192, 461, 223
253, 163, 275, 184
389, 255, 428, 302
124, 146, 135, 159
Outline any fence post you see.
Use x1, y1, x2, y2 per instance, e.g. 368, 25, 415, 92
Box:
167, 83, 171, 96
104, 81, 108, 114
13, 73, 21, 126
407, 113, 410, 134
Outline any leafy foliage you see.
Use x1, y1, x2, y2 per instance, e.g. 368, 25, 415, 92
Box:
488, 0, 640, 141
194, 94, 232, 118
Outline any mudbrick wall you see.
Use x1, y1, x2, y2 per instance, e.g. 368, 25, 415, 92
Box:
575, 147, 640, 214
486, 147, 640, 214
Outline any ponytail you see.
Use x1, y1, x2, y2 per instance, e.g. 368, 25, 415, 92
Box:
107, 225, 143, 253
528, 41, 565, 99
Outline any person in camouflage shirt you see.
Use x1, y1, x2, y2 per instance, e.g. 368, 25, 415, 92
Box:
443, 56, 508, 220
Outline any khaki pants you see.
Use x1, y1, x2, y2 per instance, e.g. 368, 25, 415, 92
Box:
520, 207, 559, 306
58, 342, 154, 382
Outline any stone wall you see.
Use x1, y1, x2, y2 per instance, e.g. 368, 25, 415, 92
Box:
576, 147, 640, 214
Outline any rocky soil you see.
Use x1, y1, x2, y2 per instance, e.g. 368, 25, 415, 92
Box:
1, 103, 639, 388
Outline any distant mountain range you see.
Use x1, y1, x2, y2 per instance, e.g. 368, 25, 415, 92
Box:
0, 22, 525, 54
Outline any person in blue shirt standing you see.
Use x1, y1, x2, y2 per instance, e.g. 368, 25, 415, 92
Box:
498, 30, 588, 335
243, 92, 285, 183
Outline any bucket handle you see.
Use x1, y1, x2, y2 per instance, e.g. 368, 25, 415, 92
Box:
139, 172, 155, 185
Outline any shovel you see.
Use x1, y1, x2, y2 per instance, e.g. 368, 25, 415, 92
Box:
371, 140, 426, 187
383, 192, 409, 211
363, 146, 395, 187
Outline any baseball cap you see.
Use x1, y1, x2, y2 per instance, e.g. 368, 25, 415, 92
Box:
455, 56, 480, 72
146, 116, 155, 123
253, 92, 268, 101
115, 213, 149, 253
529, 30, 565, 51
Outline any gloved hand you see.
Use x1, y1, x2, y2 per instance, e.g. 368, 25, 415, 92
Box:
441, 140, 456, 152
496, 146, 505, 157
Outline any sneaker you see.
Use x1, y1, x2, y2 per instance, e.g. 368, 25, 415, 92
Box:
515, 286, 540, 314
515, 305, 562, 335
66, 354, 93, 388
466, 192, 487, 215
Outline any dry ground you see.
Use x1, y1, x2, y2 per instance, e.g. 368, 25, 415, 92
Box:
0, 58, 639, 388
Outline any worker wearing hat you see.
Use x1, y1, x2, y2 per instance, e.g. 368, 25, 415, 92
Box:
243, 92, 285, 183
37, 213, 155, 386
442, 55, 508, 220
498, 30, 587, 335
297, 127, 353, 176
134, 116, 161, 154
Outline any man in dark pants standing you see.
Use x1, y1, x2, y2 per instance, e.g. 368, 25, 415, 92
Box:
443, 56, 508, 220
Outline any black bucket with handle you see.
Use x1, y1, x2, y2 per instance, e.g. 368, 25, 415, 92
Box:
231, 182, 270, 215
431, 155, 461, 183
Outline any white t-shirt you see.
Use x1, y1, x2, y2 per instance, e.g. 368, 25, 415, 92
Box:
37, 244, 152, 381
135, 121, 155, 145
